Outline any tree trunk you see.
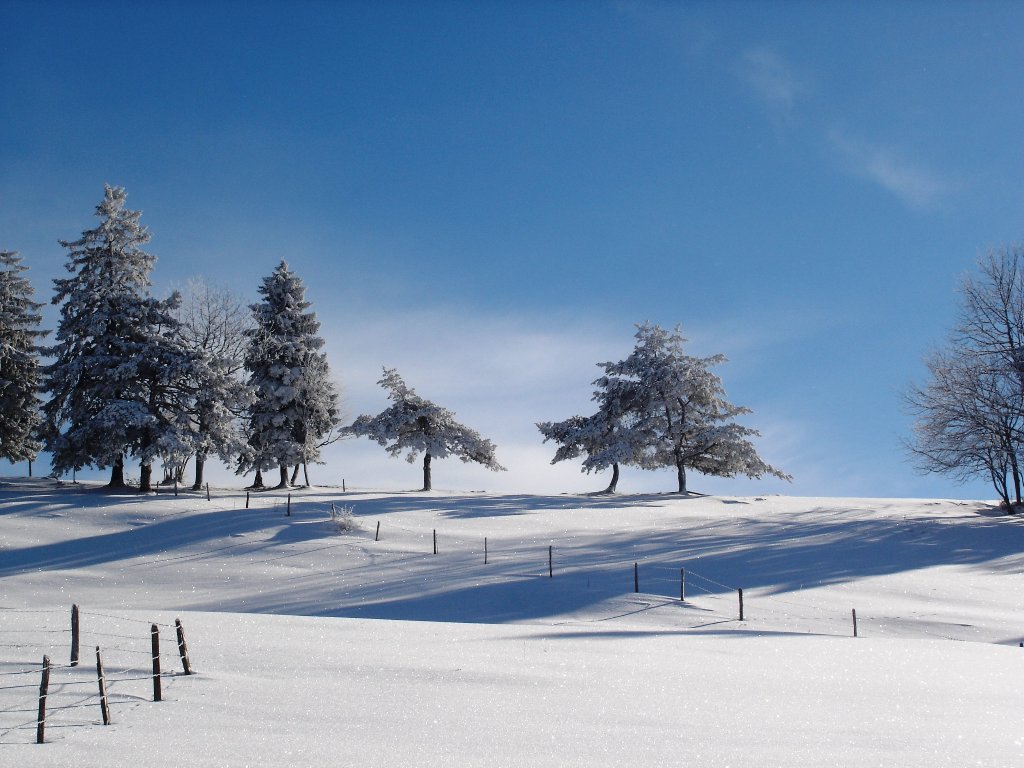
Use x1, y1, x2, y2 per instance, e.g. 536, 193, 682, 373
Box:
139, 462, 153, 493
290, 464, 301, 485
252, 469, 265, 489
676, 462, 687, 494
603, 462, 620, 494
302, 462, 310, 487
990, 466, 1010, 508
422, 452, 432, 492
107, 455, 126, 488
1011, 455, 1023, 506
192, 453, 206, 491
277, 464, 290, 489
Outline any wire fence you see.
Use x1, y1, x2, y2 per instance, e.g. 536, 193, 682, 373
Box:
0, 606, 194, 745
245, 498, 1021, 645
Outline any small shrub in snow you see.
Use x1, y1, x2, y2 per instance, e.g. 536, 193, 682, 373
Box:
330, 503, 358, 533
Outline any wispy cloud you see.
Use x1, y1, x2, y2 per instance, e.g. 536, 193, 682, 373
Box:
828, 129, 954, 211
735, 46, 809, 125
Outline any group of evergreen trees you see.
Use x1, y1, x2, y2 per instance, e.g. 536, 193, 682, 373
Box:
1, 185, 789, 494
1, 185, 339, 492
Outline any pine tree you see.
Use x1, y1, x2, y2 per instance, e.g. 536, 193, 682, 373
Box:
596, 323, 790, 493
537, 373, 646, 493
42, 185, 195, 491
347, 367, 505, 491
0, 250, 47, 468
240, 261, 339, 488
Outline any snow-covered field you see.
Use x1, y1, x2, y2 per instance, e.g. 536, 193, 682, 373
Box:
2, 478, 1023, 766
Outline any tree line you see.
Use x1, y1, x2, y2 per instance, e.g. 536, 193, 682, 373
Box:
0, 185, 790, 494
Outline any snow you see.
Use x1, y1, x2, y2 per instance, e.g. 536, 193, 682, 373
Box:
2, 479, 1023, 766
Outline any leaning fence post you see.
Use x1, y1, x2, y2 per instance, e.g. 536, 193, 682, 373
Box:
175, 619, 193, 675
680, 568, 686, 601
70, 603, 80, 667
375, 521, 380, 542
36, 654, 50, 744
96, 646, 111, 725
151, 624, 162, 702
738, 588, 744, 622
245, 491, 250, 509
852, 608, 858, 638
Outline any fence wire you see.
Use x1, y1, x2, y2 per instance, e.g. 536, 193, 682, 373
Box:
0, 610, 192, 745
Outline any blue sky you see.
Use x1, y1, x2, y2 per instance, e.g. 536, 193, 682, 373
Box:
3, 1, 1023, 497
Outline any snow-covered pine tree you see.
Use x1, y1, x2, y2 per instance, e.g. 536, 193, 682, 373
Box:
597, 323, 790, 493
0, 250, 47, 469
175, 279, 254, 489
42, 185, 196, 491
240, 261, 339, 488
537, 373, 647, 493
347, 367, 505, 491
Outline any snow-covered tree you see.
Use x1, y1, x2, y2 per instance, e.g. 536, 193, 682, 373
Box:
240, 261, 339, 488
597, 323, 790, 493
0, 250, 47, 468
174, 279, 254, 489
537, 374, 646, 493
347, 368, 505, 491
42, 185, 196, 491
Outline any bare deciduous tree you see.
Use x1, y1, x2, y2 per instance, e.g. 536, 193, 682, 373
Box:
907, 247, 1024, 508
173, 278, 253, 489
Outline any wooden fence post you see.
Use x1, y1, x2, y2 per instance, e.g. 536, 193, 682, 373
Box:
852, 608, 858, 638
174, 479, 178, 497
245, 491, 250, 509
343, 479, 346, 493
206, 483, 211, 501
36, 655, 50, 744
70, 603, 80, 667
286, 493, 291, 517
433, 529, 437, 555
548, 545, 553, 578
680, 568, 686, 601
634, 562, 639, 593
738, 588, 744, 622
96, 646, 111, 725
375, 521, 380, 542
151, 624, 162, 702
484, 537, 488, 565
175, 619, 193, 675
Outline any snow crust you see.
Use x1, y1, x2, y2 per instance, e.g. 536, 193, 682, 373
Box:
2, 479, 1023, 766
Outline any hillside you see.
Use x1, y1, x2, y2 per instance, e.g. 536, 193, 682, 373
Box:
2, 479, 1023, 766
